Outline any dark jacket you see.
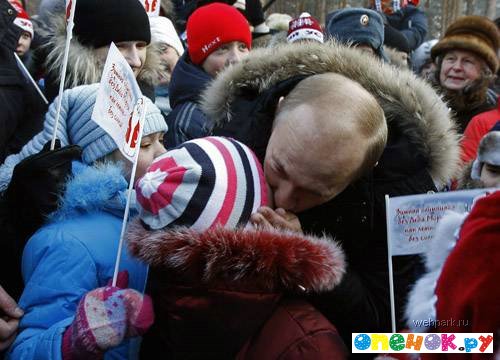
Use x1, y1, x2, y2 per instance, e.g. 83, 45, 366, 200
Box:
164, 53, 211, 148
0, 0, 46, 164
128, 221, 349, 359
0, 142, 81, 300
453, 89, 497, 134
203, 41, 461, 350
0, 0, 23, 163
385, 5, 428, 51
0, 2, 49, 301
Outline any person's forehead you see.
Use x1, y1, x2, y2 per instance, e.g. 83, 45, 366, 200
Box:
445, 49, 481, 60
271, 118, 358, 176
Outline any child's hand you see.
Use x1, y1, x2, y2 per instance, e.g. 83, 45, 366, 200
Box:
62, 281, 153, 359
250, 206, 302, 233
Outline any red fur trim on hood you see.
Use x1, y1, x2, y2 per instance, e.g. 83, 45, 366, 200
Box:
127, 218, 345, 293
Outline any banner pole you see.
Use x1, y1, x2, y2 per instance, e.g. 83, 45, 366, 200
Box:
111, 99, 147, 287
14, 53, 48, 105
385, 194, 397, 333
50, 0, 77, 150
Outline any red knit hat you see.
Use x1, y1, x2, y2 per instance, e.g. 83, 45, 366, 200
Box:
186, 3, 251, 65
8, 0, 33, 38
287, 12, 324, 44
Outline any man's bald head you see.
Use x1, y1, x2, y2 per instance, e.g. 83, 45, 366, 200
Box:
264, 73, 387, 212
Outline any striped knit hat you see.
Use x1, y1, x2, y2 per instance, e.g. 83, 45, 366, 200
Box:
136, 137, 268, 230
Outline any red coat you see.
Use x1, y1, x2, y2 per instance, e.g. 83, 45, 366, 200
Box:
127, 220, 348, 359
461, 102, 500, 164
423, 190, 500, 360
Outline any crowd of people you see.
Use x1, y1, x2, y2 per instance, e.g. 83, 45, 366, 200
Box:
0, 0, 499, 359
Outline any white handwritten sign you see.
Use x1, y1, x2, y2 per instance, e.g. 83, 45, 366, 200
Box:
91, 42, 143, 161
386, 189, 495, 256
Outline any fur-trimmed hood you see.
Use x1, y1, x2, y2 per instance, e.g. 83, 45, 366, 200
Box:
127, 218, 345, 294
50, 161, 129, 222
44, 14, 162, 90
201, 41, 461, 188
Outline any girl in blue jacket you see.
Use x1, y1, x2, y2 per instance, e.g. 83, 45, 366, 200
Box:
6, 83, 168, 359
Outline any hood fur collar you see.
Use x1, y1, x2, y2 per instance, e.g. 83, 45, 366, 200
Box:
127, 218, 346, 294
201, 41, 460, 188
44, 15, 162, 89
50, 162, 128, 222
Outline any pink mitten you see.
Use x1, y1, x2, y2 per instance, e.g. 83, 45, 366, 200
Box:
62, 286, 154, 360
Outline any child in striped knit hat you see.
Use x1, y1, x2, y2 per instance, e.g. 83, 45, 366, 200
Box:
128, 136, 349, 358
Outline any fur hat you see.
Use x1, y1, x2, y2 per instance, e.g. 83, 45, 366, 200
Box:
431, 15, 500, 73
471, 121, 500, 179
0, 84, 168, 190
287, 12, 324, 44
73, 0, 151, 48
136, 136, 268, 230
186, 3, 251, 65
149, 16, 184, 56
326, 8, 386, 59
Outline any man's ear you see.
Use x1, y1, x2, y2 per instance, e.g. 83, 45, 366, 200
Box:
276, 96, 285, 112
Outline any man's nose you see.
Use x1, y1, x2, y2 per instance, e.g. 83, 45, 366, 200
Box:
273, 183, 296, 211
451, 60, 464, 71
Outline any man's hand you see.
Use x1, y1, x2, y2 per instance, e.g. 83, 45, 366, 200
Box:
250, 206, 302, 233
0, 286, 23, 351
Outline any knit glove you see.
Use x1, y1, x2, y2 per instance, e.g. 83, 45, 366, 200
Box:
61, 272, 154, 360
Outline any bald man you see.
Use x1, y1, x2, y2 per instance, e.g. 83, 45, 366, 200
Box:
260, 73, 386, 214
205, 41, 460, 349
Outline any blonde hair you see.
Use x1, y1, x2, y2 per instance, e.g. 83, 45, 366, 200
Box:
276, 73, 388, 180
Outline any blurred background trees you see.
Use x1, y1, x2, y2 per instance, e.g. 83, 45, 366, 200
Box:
21, 0, 499, 40
262, 0, 499, 39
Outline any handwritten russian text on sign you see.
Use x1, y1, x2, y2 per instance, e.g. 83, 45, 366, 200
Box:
386, 189, 494, 256
91, 43, 143, 162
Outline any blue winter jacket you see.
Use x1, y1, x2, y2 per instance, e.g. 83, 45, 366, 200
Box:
164, 53, 211, 148
7, 162, 148, 360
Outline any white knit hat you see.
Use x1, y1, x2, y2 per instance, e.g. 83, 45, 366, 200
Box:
149, 16, 184, 56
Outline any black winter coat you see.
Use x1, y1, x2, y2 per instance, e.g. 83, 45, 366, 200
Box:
206, 42, 460, 353
0, 1, 47, 164
164, 54, 211, 148
213, 78, 434, 345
